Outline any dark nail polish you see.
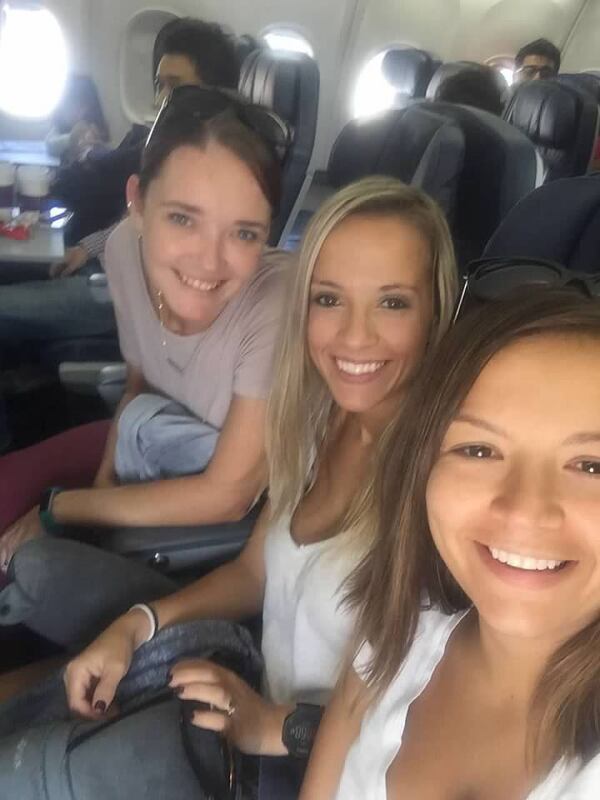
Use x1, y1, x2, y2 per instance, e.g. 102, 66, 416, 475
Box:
94, 700, 107, 714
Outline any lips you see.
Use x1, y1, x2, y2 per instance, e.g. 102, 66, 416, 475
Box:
175, 269, 223, 292
487, 546, 566, 572
335, 358, 386, 376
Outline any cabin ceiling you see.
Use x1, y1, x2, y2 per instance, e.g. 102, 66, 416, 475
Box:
35, 0, 600, 166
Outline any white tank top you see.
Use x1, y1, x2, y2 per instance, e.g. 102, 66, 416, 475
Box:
261, 513, 357, 705
335, 609, 600, 799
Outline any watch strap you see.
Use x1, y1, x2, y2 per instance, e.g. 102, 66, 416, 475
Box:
282, 703, 323, 759
39, 486, 64, 536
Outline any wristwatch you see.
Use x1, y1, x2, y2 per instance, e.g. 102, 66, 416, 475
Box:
282, 703, 324, 758
38, 486, 64, 536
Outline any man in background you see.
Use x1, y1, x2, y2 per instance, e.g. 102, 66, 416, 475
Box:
514, 38, 561, 83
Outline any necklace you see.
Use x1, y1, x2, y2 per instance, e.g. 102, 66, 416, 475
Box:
156, 289, 204, 374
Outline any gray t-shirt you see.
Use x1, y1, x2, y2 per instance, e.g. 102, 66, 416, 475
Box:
104, 218, 290, 430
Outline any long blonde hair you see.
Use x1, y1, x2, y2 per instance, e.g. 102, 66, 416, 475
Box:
347, 289, 600, 765
266, 176, 458, 523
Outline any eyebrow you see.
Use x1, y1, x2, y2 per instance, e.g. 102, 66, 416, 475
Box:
161, 202, 268, 231
311, 279, 418, 292
454, 415, 600, 448
563, 432, 600, 446
452, 413, 509, 438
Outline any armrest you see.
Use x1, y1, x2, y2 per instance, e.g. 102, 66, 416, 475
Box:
87, 272, 112, 303
59, 361, 126, 409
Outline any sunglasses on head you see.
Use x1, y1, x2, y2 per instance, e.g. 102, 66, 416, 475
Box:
146, 85, 292, 163
453, 257, 600, 323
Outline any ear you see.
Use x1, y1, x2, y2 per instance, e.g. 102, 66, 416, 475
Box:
126, 174, 144, 233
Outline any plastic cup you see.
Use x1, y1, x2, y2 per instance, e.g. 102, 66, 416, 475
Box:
0, 161, 16, 209
16, 165, 52, 212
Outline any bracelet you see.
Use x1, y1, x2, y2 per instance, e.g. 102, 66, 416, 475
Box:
129, 603, 158, 644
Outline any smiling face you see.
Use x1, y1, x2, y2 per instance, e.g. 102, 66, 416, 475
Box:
128, 140, 271, 334
426, 334, 600, 644
307, 213, 434, 425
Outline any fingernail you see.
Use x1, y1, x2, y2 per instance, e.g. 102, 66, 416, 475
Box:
94, 700, 107, 714
174, 685, 184, 696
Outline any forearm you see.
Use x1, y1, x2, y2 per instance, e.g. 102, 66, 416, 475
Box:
53, 469, 257, 528
156, 556, 265, 629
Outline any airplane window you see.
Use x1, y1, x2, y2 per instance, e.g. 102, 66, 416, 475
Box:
262, 28, 314, 57
352, 50, 396, 119
0, 3, 68, 118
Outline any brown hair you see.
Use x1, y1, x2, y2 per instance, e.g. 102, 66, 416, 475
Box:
347, 287, 600, 764
139, 100, 281, 212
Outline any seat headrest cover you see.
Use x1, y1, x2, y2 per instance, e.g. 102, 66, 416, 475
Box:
504, 80, 580, 148
427, 61, 481, 100
381, 48, 435, 98
559, 73, 600, 104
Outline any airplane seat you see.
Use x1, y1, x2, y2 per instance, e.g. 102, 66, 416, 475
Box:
483, 173, 600, 274
283, 103, 466, 250
327, 104, 465, 219
424, 102, 541, 265
238, 48, 320, 245
427, 61, 509, 107
558, 73, 600, 104
503, 79, 599, 181
380, 47, 437, 108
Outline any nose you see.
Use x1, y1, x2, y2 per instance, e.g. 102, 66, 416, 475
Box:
195, 229, 224, 275
337, 304, 378, 350
490, 462, 564, 532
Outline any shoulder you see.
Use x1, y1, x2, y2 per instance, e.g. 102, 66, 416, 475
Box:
246, 247, 292, 300
234, 247, 293, 329
104, 219, 139, 273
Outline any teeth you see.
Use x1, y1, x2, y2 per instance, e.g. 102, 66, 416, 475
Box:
335, 359, 385, 376
178, 273, 220, 291
489, 547, 565, 572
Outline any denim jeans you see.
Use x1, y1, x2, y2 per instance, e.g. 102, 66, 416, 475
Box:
0, 263, 116, 343
0, 620, 263, 800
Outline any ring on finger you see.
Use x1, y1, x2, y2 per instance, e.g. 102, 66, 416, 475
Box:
225, 699, 236, 717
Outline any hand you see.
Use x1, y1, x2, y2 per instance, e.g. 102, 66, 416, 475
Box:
0, 507, 43, 573
169, 659, 292, 756
63, 608, 150, 719
49, 245, 88, 279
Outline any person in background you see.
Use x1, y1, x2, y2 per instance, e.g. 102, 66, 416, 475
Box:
433, 64, 506, 115
46, 73, 110, 165
514, 38, 561, 83
300, 288, 600, 800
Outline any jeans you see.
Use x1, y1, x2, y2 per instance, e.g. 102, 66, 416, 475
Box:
0, 263, 116, 343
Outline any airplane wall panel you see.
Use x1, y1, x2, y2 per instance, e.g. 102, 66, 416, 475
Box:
562, 0, 600, 71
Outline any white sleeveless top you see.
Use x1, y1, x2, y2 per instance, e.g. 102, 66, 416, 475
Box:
335, 609, 600, 799
261, 514, 357, 705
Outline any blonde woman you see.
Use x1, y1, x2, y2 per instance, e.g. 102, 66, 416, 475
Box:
0, 177, 457, 799
301, 288, 600, 799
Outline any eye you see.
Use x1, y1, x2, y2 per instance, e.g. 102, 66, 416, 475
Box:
168, 212, 192, 228
451, 444, 498, 460
380, 295, 410, 310
236, 228, 259, 243
571, 460, 600, 476
311, 292, 340, 308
